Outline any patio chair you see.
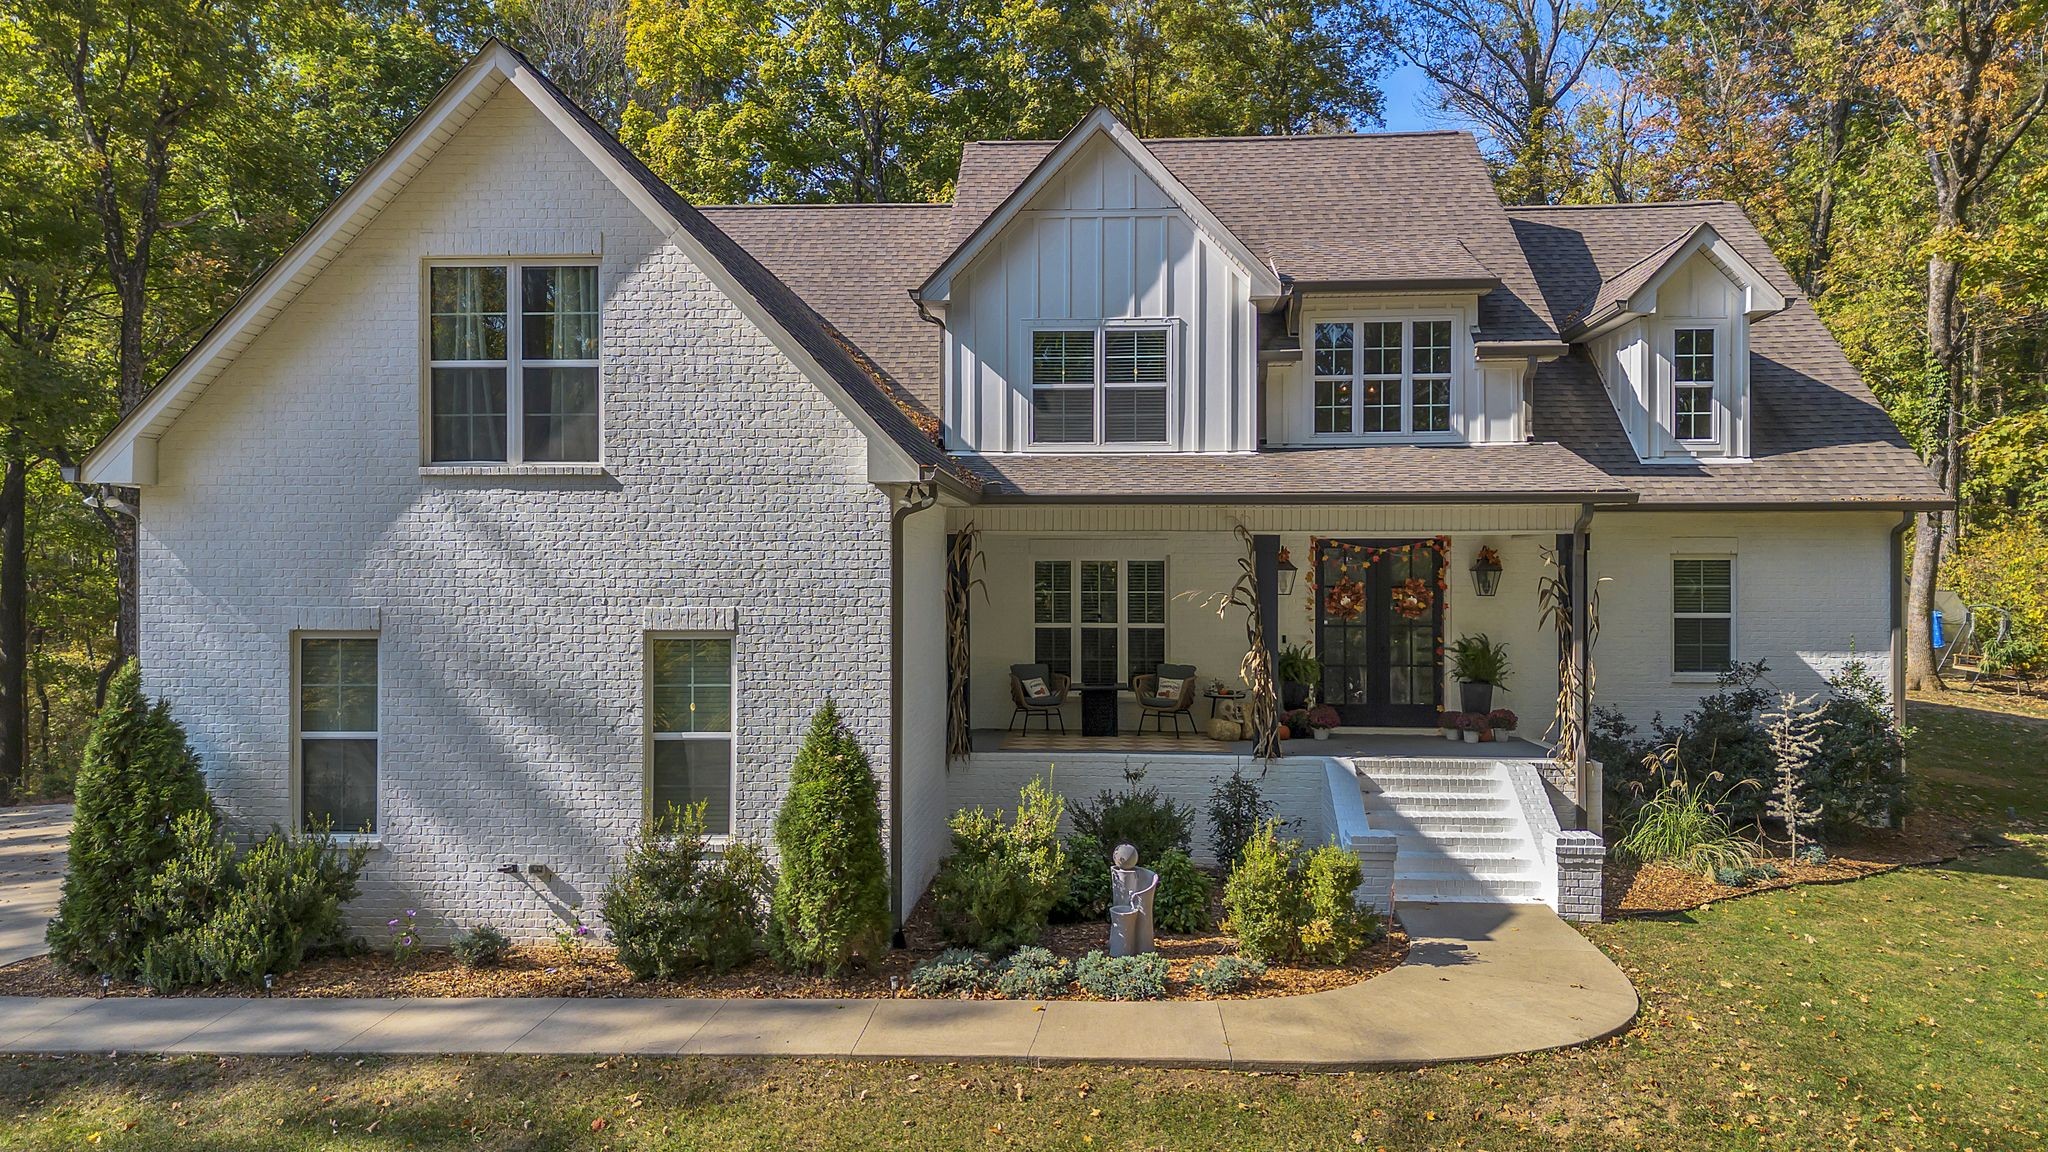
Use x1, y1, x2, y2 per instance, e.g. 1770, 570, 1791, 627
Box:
1009, 663, 1070, 734
1132, 663, 1198, 737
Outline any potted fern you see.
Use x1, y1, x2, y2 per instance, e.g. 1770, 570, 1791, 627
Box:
1449, 633, 1509, 714
1276, 643, 1320, 711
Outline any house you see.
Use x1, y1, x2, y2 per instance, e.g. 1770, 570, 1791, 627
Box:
78, 44, 1943, 936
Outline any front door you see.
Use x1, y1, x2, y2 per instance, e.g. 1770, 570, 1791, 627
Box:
1314, 539, 1445, 726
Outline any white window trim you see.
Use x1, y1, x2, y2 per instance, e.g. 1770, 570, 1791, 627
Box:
1031, 558, 1169, 688
644, 631, 738, 839
291, 630, 380, 844
420, 257, 605, 470
1671, 324, 1720, 445
1306, 314, 1464, 443
1023, 319, 1179, 451
1671, 554, 1737, 681
1648, 319, 1738, 461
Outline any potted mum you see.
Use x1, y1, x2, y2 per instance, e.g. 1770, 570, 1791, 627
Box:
1436, 710, 1463, 741
1486, 709, 1518, 741
1306, 704, 1341, 740
1453, 711, 1483, 743
1449, 633, 1510, 714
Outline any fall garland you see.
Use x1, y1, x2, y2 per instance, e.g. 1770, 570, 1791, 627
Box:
1301, 536, 1452, 660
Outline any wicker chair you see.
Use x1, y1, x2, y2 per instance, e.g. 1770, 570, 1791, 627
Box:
1132, 663, 1198, 737
1008, 663, 1070, 734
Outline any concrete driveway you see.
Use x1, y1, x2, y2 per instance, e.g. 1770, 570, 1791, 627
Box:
0, 804, 70, 967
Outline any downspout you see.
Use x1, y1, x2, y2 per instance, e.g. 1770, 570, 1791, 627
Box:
888, 467, 939, 947
1889, 512, 1911, 787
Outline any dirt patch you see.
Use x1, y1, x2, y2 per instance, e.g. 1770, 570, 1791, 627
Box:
0, 884, 1406, 1002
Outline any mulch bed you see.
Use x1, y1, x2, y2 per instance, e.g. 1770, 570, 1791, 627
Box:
0, 882, 1407, 1003
1605, 810, 2003, 917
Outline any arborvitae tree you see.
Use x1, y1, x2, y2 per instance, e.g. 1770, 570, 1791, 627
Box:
45, 661, 210, 978
767, 700, 890, 975
1765, 691, 1827, 858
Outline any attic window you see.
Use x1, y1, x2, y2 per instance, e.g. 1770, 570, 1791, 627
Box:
1029, 322, 1173, 446
1673, 328, 1717, 442
428, 262, 600, 465
1310, 317, 1457, 438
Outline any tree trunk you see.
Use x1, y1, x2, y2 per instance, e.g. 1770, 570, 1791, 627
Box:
1904, 241, 1961, 692
0, 455, 26, 802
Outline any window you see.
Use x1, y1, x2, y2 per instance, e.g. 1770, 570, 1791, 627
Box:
648, 636, 733, 834
298, 635, 378, 836
428, 263, 599, 464
1673, 328, 1716, 442
1673, 558, 1734, 674
1029, 323, 1173, 446
1308, 317, 1457, 436
1033, 559, 1167, 686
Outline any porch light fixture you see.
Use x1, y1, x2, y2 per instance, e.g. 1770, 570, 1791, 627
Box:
1471, 545, 1503, 597
1275, 547, 1298, 596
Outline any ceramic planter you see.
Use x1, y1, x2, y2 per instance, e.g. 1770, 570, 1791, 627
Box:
1441, 728, 1459, 741
1459, 681, 1494, 713
1312, 728, 1330, 741
1461, 730, 1478, 743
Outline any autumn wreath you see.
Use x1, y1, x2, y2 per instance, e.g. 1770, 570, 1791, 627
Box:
1323, 575, 1367, 621
1391, 576, 1433, 620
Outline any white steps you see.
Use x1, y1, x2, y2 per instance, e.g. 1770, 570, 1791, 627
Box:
1354, 757, 1548, 906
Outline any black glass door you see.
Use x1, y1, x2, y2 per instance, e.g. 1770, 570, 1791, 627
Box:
1314, 539, 1444, 726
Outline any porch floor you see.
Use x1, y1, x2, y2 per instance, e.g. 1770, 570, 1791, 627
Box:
972, 729, 1553, 759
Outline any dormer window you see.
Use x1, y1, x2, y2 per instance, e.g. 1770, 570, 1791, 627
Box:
1674, 327, 1717, 442
1310, 318, 1456, 438
1029, 322, 1173, 446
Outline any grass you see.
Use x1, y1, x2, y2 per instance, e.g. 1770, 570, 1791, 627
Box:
0, 696, 2042, 1150
1905, 685, 2048, 832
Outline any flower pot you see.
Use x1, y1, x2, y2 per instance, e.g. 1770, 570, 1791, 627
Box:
1281, 681, 1311, 710
1442, 728, 1459, 742
1459, 681, 1494, 714
1312, 728, 1330, 741
1461, 730, 1478, 743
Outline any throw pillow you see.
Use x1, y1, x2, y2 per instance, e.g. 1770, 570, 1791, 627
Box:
1156, 678, 1185, 701
1021, 676, 1050, 700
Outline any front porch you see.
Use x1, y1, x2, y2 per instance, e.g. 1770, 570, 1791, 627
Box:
969, 728, 1553, 760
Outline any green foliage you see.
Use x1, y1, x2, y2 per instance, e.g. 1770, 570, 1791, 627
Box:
1206, 768, 1276, 869
133, 809, 238, 992
186, 827, 368, 987
992, 946, 1072, 999
908, 948, 993, 997
767, 701, 890, 976
1069, 767, 1194, 863
1187, 954, 1266, 995
1071, 949, 1169, 1000
46, 663, 212, 978
1811, 660, 1912, 829
1151, 849, 1213, 934
1614, 750, 1763, 881
932, 779, 1066, 952
1963, 409, 2048, 524
1714, 862, 1784, 888
603, 802, 775, 980
1051, 832, 1113, 923
1276, 643, 1322, 686
452, 925, 511, 969
1944, 522, 2048, 677
1448, 634, 1510, 686
1220, 822, 1377, 964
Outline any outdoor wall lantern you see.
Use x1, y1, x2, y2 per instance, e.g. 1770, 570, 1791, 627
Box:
1276, 546, 1298, 596
1471, 545, 1503, 597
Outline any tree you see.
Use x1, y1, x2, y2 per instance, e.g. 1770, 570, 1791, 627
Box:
45, 661, 210, 978
767, 700, 891, 974
505, 0, 630, 127
1763, 692, 1826, 857
1383, 0, 1622, 203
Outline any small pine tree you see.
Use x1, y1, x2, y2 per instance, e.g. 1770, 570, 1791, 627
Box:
767, 701, 891, 975
1765, 692, 1827, 859
46, 662, 212, 978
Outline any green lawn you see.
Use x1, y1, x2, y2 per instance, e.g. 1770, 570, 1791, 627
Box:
1906, 690, 2048, 832
2, 699, 2043, 1151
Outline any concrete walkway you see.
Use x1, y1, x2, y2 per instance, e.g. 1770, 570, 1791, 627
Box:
0, 804, 69, 968
0, 903, 1637, 1069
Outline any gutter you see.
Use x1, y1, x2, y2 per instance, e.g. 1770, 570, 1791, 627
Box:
974, 489, 1639, 507
887, 467, 940, 946
1890, 511, 1910, 729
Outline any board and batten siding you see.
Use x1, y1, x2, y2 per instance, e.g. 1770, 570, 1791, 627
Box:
943, 136, 1257, 453
1587, 250, 1752, 462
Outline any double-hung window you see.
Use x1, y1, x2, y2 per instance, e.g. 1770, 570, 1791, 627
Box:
1672, 327, 1717, 442
1030, 323, 1172, 446
1672, 558, 1735, 674
1033, 559, 1167, 686
297, 635, 379, 836
428, 262, 600, 465
648, 635, 734, 833
1310, 318, 1456, 436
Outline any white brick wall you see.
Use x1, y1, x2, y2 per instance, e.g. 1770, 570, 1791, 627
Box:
137, 87, 895, 941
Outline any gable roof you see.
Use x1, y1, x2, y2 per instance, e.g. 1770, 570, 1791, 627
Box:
1513, 202, 1944, 508
916, 108, 1284, 305
949, 131, 1558, 343
1565, 220, 1788, 339
80, 41, 972, 493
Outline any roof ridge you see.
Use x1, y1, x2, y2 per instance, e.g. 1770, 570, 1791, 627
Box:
965, 129, 1473, 147
1510, 200, 1735, 212
697, 201, 951, 211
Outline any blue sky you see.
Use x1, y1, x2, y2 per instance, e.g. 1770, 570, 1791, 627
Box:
1377, 63, 1448, 134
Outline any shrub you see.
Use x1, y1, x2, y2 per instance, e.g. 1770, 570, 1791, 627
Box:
1151, 848, 1213, 934
1069, 767, 1194, 862
453, 924, 511, 968
1206, 768, 1275, 868
1187, 955, 1266, 995
1052, 832, 1113, 922
604, 802, 775, 980
1221, 822, 1377, 964
1714, 862, 1783, 888
993, 946, 1072, 998
1810, 659, 1911, 829
47, 662, 212, 979
768, 701, 891, 975
931, 779, 1066, 952
187, 825, 368, 987
133, 809, 238, 992
1072, 949, 1169, 1000
909, 948, 993, 996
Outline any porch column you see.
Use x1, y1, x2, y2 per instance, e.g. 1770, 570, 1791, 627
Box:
1254, 532, 1281, 676
1565, 506, 1595, 817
